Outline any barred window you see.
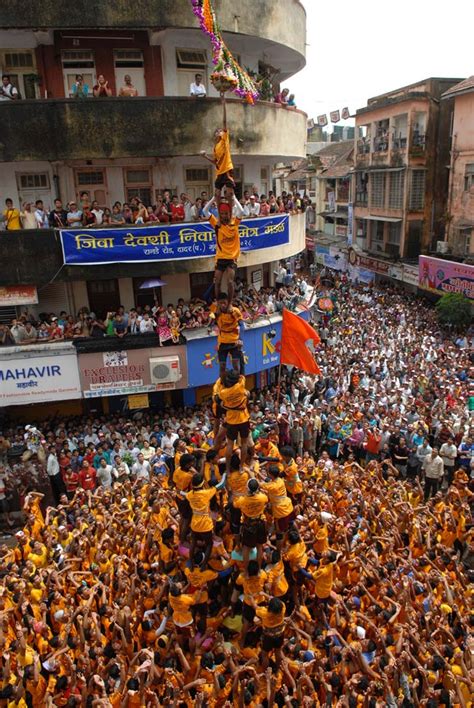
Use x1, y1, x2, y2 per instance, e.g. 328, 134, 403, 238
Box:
387, 222, 401, 244
388, 172, 405, 209
409, 170, 426, 210
370, 172, 386, 208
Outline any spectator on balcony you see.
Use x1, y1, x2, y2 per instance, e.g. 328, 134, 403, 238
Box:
111, 203, 125, 225
20, 203, 37, 229
82, 204, 96, 228
287, 93, 296, 107
71, 74, 89, 99
170, 194, 185, 222
0, 323, 15, 346
19, 321, 38, 344
190, 73, 206, 98
49, 199, 68, 229
90, 200, 104, 226
274, 87, 289, 105
260, 196, 270, 216
139, 312, 156, 334
10, 319, 27, 344
156, 197, 170, 223
191, 197, 204, 221
34, 200, 49, 229
118, 74, 139, 97
180, 193, 194, 221
0, 74, 19, 101
67, 202, 82, 228
2, 198, 21, 230
245, 194, 261, 218
93, 74, 113, 98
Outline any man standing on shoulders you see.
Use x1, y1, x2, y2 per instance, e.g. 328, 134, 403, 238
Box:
212, 291, 245, 379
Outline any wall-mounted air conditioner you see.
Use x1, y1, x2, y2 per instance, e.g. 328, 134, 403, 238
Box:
149, 357, 181, 384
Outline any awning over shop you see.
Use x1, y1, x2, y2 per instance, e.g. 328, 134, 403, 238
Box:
362, 215, 402, 223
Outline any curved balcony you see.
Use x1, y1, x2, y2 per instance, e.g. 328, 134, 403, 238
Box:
0, 214, 305, 286
0, 96, 307, 163
0, 0, 306, 62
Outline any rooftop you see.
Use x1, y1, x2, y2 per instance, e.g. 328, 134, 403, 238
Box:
356, 77, 464, 116
441, 76, 474, 99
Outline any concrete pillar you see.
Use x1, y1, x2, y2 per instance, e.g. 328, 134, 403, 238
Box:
118, 277, 135, 310
161, 274, 191, 306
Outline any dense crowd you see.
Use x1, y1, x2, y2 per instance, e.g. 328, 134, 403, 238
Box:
1, 189, 311, 232
0, 265, 311, 347
0, 277, 473, 707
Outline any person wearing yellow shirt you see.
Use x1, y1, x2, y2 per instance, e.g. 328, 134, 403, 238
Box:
3, 198, 21, 230
27, 541, 48, 569
218, 371, 251, 475
260, 465, 295, 549
183, 472, 226, 567
169, 584, 197, 636
254, 596, 286, 669
203, 197, 245, 302
310, 551, 338, 601
232, 559, 267, 648
284, 528, 308, 578
227, 451, 249, 541
173, 453, 196, 543
233, 478, 268, 569
212, 291, 245, 379
265, 549, 289, 598
280, 446, 303, 503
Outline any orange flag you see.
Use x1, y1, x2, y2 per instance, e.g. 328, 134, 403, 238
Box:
280, 309, 321, 375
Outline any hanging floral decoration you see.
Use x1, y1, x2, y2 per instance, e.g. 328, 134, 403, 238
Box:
191, 0, 259, 104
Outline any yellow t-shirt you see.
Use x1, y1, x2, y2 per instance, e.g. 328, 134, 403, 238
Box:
266, 560, 289, 597
261, 478, 294, 519
234, 492, 268, 519
210, 213, 242, 262
214, 129, 233, 175
312, 562, 334, 599
173, 467, 193, 492
236, 570, 267, 605
256, 604, 285, 630
216, 306, 242, 345
3, 208, 21, 230
186, 487, 216, 532
283, 460, 303, 495
284, 540, 308, 573
170, 593, 195, 626
219, 376, 249, 425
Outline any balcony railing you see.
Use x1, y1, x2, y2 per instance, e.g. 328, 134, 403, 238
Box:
373, 136, 389, 153
411, 133, 426, 151
357, 140, 370, 155
0, 97, 308, 163
336, 188, 350, 202
392, 136, 407, 150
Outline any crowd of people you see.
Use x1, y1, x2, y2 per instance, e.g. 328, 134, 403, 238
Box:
0, 265, 310, 347
1, 188, 310, 232
0, 275, 472, 707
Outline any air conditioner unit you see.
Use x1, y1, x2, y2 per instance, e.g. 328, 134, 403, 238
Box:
149, 357, 181, 384
436, 240, 448, 254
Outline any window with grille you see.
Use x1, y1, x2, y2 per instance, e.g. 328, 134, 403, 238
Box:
370, 172, 386, 208
387, 222, 401, 244
126, 169, 151, 183
18, 173, 49, 189
409, 170, 426, 210
62, 50, 95, 68
464, 164, 474, 191
5, 52, 33, 68
127, 188, 152, 205
371, 220, 384, 244
185, 168, 210, 183
355, 172, 368, 205
176, 49, 207, 69
114, 50, 144, 67
388, 172, 405, 209
77, 171, 105, 185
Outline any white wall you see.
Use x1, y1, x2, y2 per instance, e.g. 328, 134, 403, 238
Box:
0, 161, 55, 211
118, 278, 135, 310
161, 273, 191, 305
70, 281, 89, 313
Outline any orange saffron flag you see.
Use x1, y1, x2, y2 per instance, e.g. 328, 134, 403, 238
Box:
280, 309, 321, 375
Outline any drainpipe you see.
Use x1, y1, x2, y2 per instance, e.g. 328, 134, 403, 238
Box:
53, 173, 61, 201
446, 132, 458, 247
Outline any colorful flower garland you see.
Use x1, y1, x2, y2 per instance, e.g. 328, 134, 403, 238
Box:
191, 0, 259, 104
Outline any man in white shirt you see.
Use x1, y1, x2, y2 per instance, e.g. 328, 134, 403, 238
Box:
439, 437, 457, 486
246, 195, 261, 217
416, 439, 432, 466
132, 453, 151, 480
161, 427, 179, 458
139, 313, 156, 334
423, 448, 444, 501
91, 200, 104, 225
190, 73, 206, 97
97, 458, 116, 488
47, 447, 66, 504
274, 262, 287, 288
34, 200, 49, 229
0, 74, 19, 101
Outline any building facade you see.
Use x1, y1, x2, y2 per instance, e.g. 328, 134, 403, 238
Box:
0, 0, 307, 316
353, 78, 462, 260
442, 77, 474, 257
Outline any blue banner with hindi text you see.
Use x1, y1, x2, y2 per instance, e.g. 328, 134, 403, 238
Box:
60, 215, 290, 265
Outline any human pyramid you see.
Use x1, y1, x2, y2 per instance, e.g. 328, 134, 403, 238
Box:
0, 105, 472, 707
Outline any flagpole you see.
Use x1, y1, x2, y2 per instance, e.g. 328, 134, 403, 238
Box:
276, 362, 282, 409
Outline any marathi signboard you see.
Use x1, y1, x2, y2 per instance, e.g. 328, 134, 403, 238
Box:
0, 285, 38, 306
418, 256, 474, 300
60, 215, 290, 266
0, 348, 81, 404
